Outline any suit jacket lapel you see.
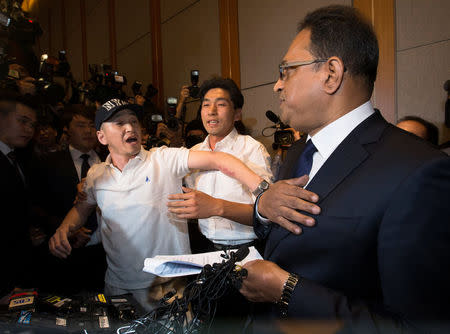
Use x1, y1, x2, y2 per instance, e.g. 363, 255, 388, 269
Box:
265, 111, 388, 259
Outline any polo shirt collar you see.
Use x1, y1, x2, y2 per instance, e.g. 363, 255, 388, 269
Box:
105, 146, 147, 168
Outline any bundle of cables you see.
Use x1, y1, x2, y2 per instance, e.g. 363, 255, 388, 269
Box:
116, 246, 249, 334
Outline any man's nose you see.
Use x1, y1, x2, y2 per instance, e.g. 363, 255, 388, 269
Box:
274, 79, 283, 92
208, 105, 217, 115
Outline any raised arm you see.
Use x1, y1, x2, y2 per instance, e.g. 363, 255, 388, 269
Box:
48, 201, 95, 259
187, 151, 263, 193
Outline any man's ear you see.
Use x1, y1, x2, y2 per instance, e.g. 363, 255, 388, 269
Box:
97, 130, 107, 145
234, 108, 242, 121
322, 56, 345, 95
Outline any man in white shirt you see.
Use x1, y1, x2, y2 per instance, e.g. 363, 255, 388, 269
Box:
49, 98, 264, 311
239, 5, 450, 331
168, 77, 273, 252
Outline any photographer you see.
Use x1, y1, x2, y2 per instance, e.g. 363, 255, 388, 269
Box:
144, 96, 184, 148
176, 85, 190, 119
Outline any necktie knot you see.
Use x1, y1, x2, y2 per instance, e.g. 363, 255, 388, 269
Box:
293, 140, 317, 178
80, 153, 90, 162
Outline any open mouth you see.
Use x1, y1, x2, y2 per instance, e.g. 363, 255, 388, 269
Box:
207, 120, 219, 125
125, 137, 138, 143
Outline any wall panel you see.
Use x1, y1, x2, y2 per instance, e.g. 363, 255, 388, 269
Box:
115, 0, 150, 51
50, 1, 64, 56
396, 0, 450, 143
397, 41, 450, 142
161, 0, 199, 23
396, 0, 450, 51
161, 0, 220, 101
86, 0, 109, 66
116, 34, 153, 97
65, 0, 81, 39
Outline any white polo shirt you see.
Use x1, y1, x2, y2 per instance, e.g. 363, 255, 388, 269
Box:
185, 128, 273, 245
85, 146, 191, 289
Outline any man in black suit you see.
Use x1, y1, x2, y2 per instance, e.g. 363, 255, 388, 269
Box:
33, 104, 106, 293
240, 5, 450, 331
0, 91, 38, 300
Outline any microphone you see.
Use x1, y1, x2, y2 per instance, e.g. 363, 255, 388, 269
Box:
266, 110, 289, 129
266, 110, 280, 124
233, 245, 250, 262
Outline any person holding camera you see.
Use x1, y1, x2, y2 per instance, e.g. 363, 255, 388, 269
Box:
176, 85, 190, 119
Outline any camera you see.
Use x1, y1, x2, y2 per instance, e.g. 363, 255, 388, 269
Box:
273, 129, 295, 149
145, 113, 170, 148
264, 110, 295, 150
131, 81, 142, 96
166, 96, 179, 131
188, 70, 200, 98
55, 50, 70, 77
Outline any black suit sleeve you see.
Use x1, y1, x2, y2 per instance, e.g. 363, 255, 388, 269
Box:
286, 156, 450, 330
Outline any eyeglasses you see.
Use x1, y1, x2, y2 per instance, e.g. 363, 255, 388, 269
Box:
278, 59, 327, 81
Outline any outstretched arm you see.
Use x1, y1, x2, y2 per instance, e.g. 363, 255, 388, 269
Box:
187, 151, 263, 193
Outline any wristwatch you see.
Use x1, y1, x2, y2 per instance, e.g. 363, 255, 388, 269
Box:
277, 272, 299, 317
252, 179, 269, 197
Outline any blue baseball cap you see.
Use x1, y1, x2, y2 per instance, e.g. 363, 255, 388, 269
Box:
95, 98, 143, 130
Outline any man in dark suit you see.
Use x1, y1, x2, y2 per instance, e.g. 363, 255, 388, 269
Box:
240, 5, 450, 331
0, 91, 38, 300
33, 104, 106, 293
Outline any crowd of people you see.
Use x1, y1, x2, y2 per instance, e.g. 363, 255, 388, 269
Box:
1, 4, 449, 332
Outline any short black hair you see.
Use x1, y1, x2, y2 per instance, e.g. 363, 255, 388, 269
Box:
199, 77, 244, 110
298, 5, 379, 93
61, 104, 96, 129
397, 116, 439, 146
185, 118, 206, 136
0, 89, 39, 116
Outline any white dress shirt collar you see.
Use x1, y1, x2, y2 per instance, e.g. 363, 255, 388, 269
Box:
0, 140, 13, 157
69, 145, 98, 162
309, 101, 375, 163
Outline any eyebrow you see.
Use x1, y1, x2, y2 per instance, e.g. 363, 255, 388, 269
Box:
202, 97, 230, 103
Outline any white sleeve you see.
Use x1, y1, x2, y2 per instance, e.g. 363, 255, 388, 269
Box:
84, 169, 97, 207
156, 146, 190, 178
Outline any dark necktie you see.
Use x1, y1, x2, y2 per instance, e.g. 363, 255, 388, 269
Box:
7, 150, 25, 184
293, 140, 317, 178
80, 153, 90, 179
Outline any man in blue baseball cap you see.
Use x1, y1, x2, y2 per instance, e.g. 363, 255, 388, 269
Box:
49, 98, 265, 311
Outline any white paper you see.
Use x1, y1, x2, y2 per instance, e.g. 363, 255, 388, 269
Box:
143, 246, 262, 277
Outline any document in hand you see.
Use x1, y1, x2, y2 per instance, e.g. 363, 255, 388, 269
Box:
143, 246, 263, 277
